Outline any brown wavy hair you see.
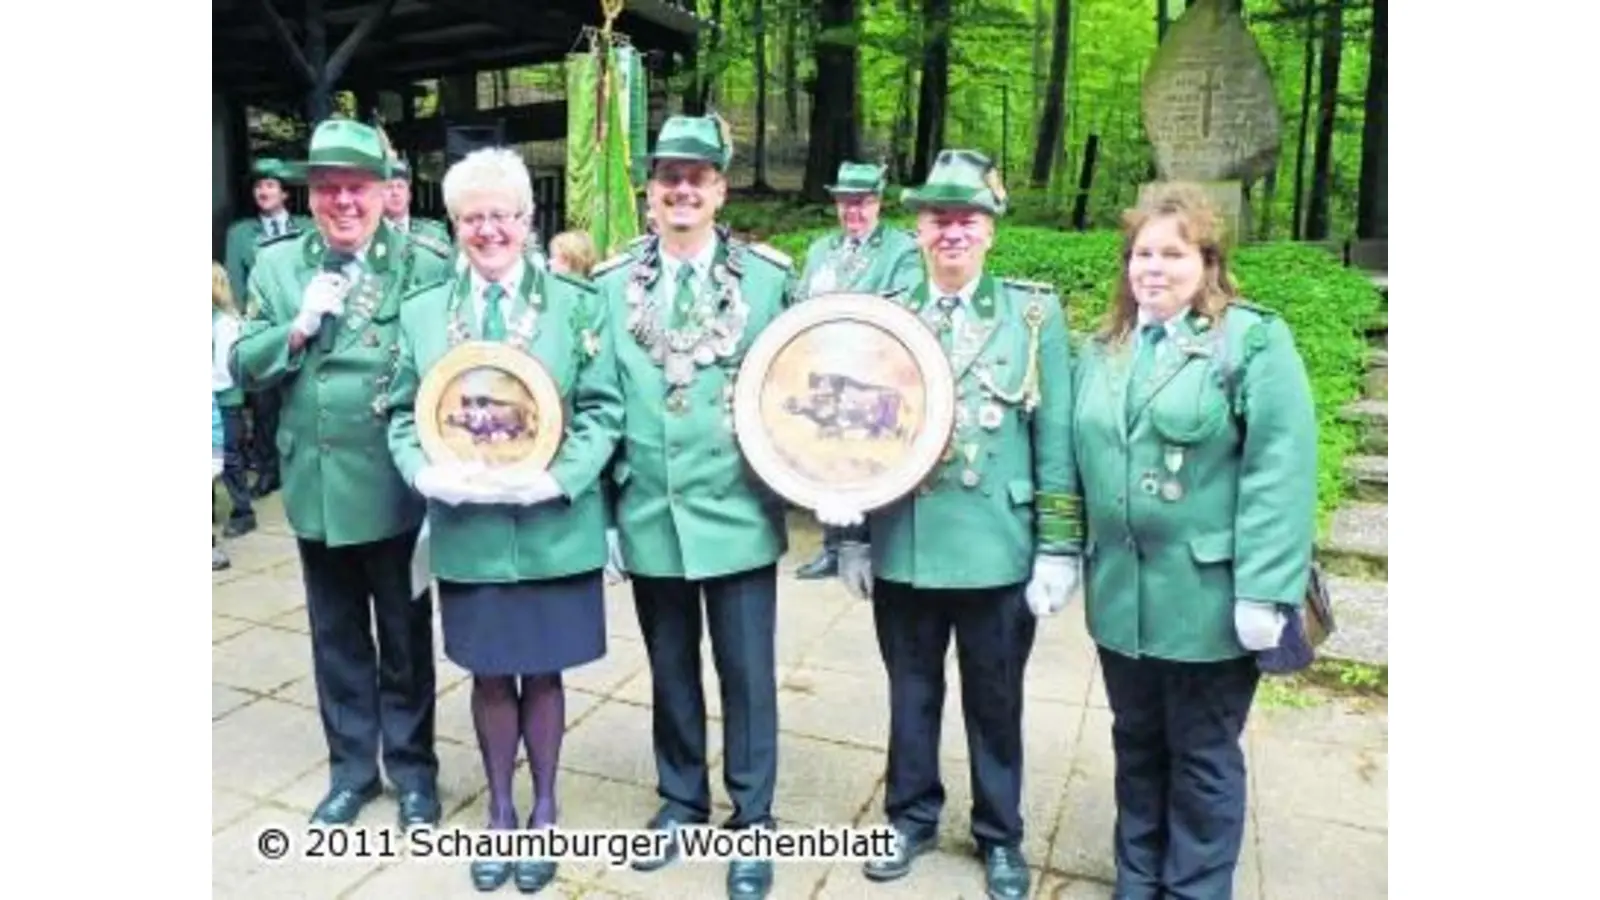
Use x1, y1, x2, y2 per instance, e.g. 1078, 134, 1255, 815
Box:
1099, 182, 1240, 342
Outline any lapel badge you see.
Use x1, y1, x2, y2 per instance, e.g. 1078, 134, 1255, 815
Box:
978, 402, 1004, 430
1160, 479, 1185, 502
961, 469, 981, 488
363, 330, 380, 347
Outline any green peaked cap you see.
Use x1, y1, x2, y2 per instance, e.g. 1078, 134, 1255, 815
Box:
901, 148, 1007, 217
284, 118, 394, 181
649, 114, 733, 172
826, 161, 888, 195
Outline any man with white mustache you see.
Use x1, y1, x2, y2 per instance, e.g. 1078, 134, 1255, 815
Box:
230, 118, 453, 831
592, 114, 795, 900
817, 149, 1082, 900
791, 161, 922, 580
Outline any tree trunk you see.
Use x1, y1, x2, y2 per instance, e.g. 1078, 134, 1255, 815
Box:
697, 0, 726, 113
911, 0, 952, 183
782, 0, 800, 136
1033, 0, 1046, 119
802, 0, 861, 201
1305, 0, 1343, 240
1356, 0, 1386, 239
891, 0, 917, 183
753, 0, 772, 191
1290, 6, 1315, 240
1029, 0, 1072, 188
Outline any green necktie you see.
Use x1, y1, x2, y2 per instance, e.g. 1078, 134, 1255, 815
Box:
1127, 323, 1165, 422
669, 263, 697, 329
482, 283, 507, 341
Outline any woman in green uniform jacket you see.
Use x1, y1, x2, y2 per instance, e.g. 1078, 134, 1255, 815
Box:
386, 147, 623, 894
1071, 183, 1317, 900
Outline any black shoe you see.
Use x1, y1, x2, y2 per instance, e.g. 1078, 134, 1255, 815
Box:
223, 515, 258, 538
795, 548, 838, 579
979, 844, 1031, 900
310, 781, 381, 825
470, 860, 513, 891
727, 858, 773, 899
513, 859, 556, 893
862, 826, 936, 882
631, 808, 701, 872
397, 787, 441, 830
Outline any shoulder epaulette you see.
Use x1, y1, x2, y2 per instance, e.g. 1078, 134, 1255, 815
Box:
626, 234, 652, 251
402, 277, 449, 302
1002, 277, 1058, 294
1228, 298, 1278, 318
591, 251, 634, 279
550, 270, 598, 293
744, 242, 794, 271
406, 231, 452, 259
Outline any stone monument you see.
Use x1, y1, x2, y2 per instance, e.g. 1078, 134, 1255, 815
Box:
1140, 0, 1282, 245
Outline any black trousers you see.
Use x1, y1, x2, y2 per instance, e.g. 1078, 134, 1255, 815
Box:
298, 528, 438, 792
219, 405, 253, 521
872, 578, 1036, 848
1097, 648, 1260, 900
632, 564, 779, 829
246, 389, 281, 479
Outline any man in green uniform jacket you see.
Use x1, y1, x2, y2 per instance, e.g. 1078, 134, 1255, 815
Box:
224, 157, 314, 498
230, 118, 453, 831
820, 150, 1083, 900
594, 114, 793, 900
791, 161, 924, 579
383, 157, 455, 252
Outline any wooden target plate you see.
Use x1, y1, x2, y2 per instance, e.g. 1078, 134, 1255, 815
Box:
415, 341, 564, 478
733, 292, 955, 512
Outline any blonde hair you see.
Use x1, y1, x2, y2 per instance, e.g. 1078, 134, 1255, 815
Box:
549, 230, 598, 277
442, 147, 534, 220
212, 261, 237, 315
1099, 182, 1240, 342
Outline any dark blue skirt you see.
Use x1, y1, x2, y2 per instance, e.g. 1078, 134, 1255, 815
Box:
438, 570, 607, 676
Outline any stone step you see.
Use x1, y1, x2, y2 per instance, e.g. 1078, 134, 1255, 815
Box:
1320, 575, 1388, 666
1340, 398, 1387, 454
1316, 501, 1387, 579
1345, 454, 1387, 502
1363, 348, 1387, 400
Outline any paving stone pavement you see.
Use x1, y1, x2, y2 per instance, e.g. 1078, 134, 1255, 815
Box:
213, 497, 1388, 899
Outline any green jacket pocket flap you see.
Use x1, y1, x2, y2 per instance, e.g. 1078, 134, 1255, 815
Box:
1188, 531, 1234, 563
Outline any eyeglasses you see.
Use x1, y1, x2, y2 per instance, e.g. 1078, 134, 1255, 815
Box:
455, 211, 527, 231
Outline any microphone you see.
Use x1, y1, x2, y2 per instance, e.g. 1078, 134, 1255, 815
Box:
317, 250, 357, 352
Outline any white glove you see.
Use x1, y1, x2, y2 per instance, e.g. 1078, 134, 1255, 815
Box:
1235, 600, 1288, 651
1024, 554, 1080, 617
815, 498, 866, 527
479, 470, 565, 506
414, 462, 489, 506
292, 272, 352, 338
603, 529, 627, 585
837, 541, 873, 600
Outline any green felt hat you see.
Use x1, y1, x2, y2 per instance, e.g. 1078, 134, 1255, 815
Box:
649, 114, 733, 172
287, 118, 394, 180
900, 148, 1007, 217
250, 158, 289, 183
826, 162, 888, 195
390, 157, 412, 181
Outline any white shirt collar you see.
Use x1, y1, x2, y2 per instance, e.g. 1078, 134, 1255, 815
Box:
661, 236, 718, 284
469, 259, 527, 321
1136, 305, 1186, 336
932, 275, 982, 306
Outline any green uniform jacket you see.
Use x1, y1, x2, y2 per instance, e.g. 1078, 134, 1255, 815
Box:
864, 275, 1082, 589
229, 223, 453, 547
796, 223, 923, 299
393, 217, 453, 253
594, 232, 795, 580
386, 264, 623, 583
1072, 304, 1317, 662
223, 214, 312, 299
